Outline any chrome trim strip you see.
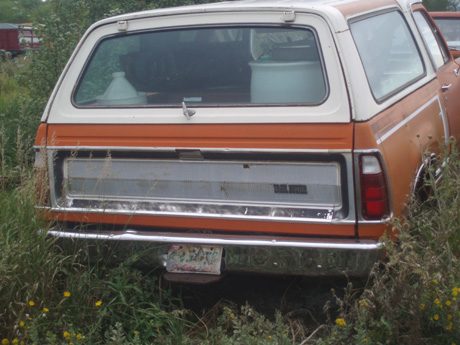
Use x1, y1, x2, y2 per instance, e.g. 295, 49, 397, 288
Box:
437, 96, 450, 144
46, 206, 357, 224
355, 216, 392, 225
34, 146, 352, 154
47, 228, 382, 250
376, 95, 438, 145
48, 150, 57, 207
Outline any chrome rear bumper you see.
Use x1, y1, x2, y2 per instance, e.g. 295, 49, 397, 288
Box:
46, 228, 383, 277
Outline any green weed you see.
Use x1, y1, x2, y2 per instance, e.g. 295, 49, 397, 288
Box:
4, 0, 460, 343
314, 143, 460, 345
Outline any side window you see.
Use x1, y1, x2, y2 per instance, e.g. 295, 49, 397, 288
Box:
413, 11, 450, 69
350, 11, 425, 101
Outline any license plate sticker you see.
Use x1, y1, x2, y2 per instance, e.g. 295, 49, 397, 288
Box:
166, 245, 223, 275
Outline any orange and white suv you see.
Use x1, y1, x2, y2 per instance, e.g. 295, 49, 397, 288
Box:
35, 0, 460, 281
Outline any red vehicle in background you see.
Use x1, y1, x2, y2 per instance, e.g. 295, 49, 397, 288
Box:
0, 23, 40, 57
430, 12, 460, 58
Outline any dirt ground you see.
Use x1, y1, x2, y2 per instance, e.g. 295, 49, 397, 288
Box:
166, 273, 367, 325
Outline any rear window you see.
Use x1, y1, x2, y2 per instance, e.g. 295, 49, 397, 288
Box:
73, 26, 327, 107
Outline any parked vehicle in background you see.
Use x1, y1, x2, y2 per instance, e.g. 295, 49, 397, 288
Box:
34, 0, 460, 283
430, 12, 460, 58
0, 23, 40, 57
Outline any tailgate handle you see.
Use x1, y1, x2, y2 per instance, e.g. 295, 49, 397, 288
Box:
442, 83, 452, 91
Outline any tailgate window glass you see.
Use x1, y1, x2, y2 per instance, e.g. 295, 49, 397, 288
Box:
350, 11, 425, 101
73, 26, 327, 107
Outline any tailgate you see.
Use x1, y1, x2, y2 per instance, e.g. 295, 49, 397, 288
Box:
45, 123, 356, 234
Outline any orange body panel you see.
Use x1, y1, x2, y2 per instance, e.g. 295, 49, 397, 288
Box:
356, 80, 445, 220
357, 224, 392, 241
48, 210, 357, 237
34, 123, 47, 146
335, 0, 395, 18
45, 123, 354, 150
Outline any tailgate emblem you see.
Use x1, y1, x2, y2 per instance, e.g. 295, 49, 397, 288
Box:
274, 184, 308, 194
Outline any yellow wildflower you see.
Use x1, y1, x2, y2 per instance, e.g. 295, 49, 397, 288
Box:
43, 307, 49, 313
11, 340, 18, 345
19, 321, 24, 327
335, 318, 347, 327
268, 335, 272, 339
447, 322, 453, 330
63, 331, 71, 340
432, 279, 438, 284
95, 301, 102, 307
134, 331, 139, 335
434, 314, 440, 321
420, 304, 426, 310
362, 339, 369, 343
434, 298, 440, 305
76, 334, 82, 340
28, 301, 35, 307
63, 291, 71, 298
446, 300, 452, 306
448, 314, 453, 320
2, 339, 9, 345
359, 300, 368, 308
230, 313, 234, 318
453, 288, 458, 296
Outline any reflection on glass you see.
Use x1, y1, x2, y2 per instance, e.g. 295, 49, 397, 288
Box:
74, 26, 327, 107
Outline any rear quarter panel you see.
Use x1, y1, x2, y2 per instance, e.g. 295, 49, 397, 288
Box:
355, 80, 446, 239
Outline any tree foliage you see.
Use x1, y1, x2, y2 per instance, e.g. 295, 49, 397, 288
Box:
0, 0, 217, 24
22, 0, 219, 107
8, 0, 218, 163
423, 0, 459, 11
0, 0, 53, 23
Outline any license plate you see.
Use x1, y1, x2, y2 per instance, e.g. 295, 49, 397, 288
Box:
166, 245, 223, 275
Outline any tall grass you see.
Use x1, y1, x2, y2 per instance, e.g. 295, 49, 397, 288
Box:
0, 159, 295, 344
0, 4, 300, 343
0, 137, 193, 343
2, 1, 460, 342
0, 62, 295, 342
314, 143, 460, 344
0, 58, 191, 343
0, 57, 37, 174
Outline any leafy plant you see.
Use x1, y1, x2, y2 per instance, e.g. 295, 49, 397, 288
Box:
314, 142, 460, 345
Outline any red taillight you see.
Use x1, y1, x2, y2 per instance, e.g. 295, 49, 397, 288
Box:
359, 155, 389, 220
